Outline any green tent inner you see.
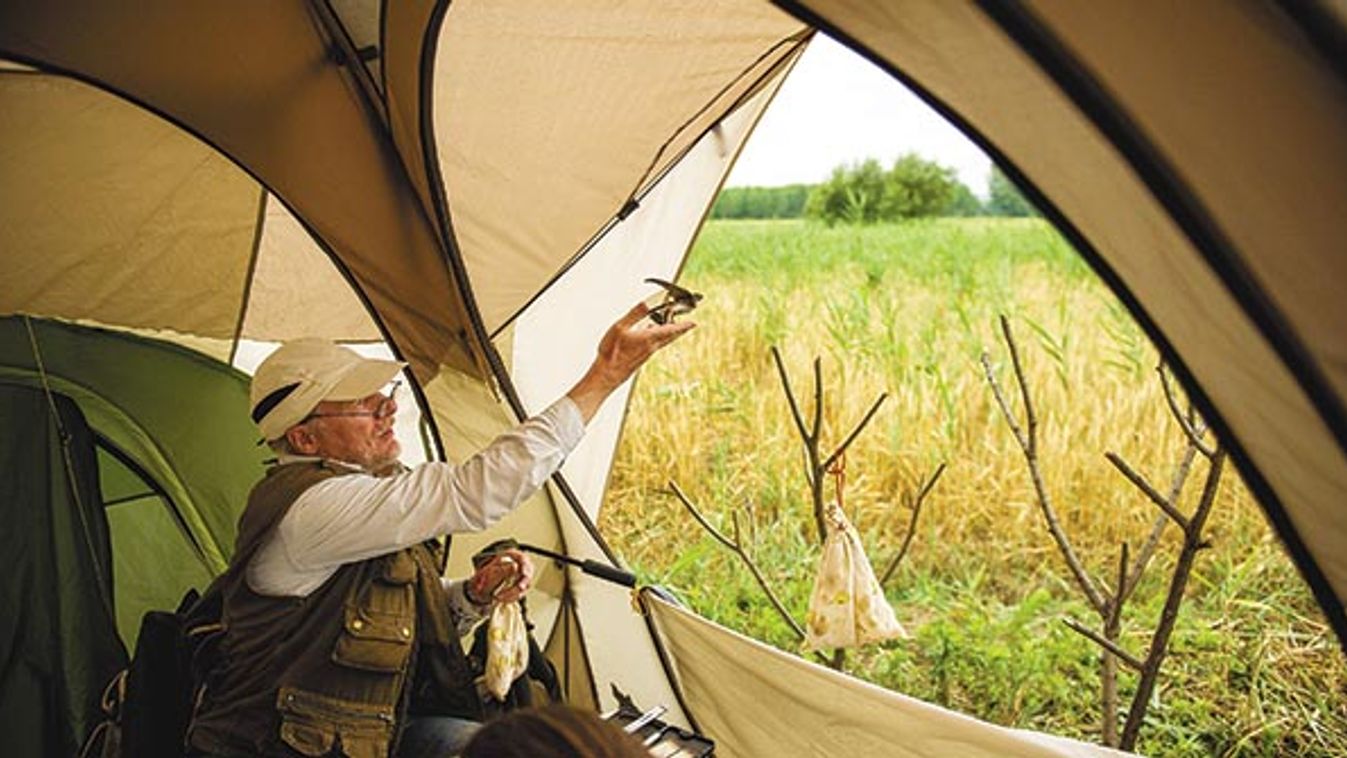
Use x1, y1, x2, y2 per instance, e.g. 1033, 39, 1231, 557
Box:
0, 316, 266, 753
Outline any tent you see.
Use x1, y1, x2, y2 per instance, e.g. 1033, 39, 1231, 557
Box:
0, 316, 266, 754
0, 1, 1343, 755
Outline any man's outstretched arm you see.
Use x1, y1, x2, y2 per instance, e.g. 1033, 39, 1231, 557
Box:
566, 302, 696, 423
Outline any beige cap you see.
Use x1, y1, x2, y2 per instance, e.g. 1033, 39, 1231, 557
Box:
250, 338, 405, 441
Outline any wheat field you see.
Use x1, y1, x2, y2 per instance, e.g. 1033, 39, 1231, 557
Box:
600, 218, 1345, 756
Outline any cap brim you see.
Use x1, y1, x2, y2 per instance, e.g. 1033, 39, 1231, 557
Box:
326, 357, 405, 402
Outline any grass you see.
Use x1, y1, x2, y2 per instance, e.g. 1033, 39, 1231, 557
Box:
600, 218, 1346, 756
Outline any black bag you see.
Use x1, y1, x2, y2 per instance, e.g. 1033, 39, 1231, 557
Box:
80, 586, 225, 758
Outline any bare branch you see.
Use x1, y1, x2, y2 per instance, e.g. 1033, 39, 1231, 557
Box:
980, 352, 1030, 452
668, 481, 808, 642
670, 480, 735, 551
982, 317, 1108, 615
881, 463, 946, 586
1064, 618, 1144, 672
1122, 444, 1198, 602
1157, 364, 1216, 458
811, 357, 824, 442
1108, 542, 1129, 632
1121, 450, 1226, 750
1105, 452, 1191, 530
822, 393, 887, 472
771, 347, 809, 443
1001, 315, 1038, 454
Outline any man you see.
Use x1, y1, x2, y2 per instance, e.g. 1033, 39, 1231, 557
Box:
187, 303, 693, 757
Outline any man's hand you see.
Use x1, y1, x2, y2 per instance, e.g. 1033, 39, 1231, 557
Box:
467, 548, 534, 606
567, 302, 696, 423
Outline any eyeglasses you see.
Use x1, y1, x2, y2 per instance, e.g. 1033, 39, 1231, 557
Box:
304, 380, 402, 423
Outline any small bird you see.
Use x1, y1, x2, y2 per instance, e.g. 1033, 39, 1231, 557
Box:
644, 277, 703, 325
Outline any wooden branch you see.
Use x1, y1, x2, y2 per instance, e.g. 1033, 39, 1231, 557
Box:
1064, 618, 1143, 672
1108, 542, 1128, 632
811, 357, 824, 444
1157, 364, 1216, 459
1001, 315, 1038, 454
771, 347, 810, 443
1120, 450, 1226, 750
821, 393, 887, 472
668, 481, 808, 642
881, 463, 946, 586
981, 352, 1030, 452
982, 318, 1108, 615
1105, 452, 1191, 530
1122, 444, 1198, 603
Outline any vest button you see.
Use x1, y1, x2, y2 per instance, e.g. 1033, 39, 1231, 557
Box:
400, 627, 412, 639
352, 619, 365, 631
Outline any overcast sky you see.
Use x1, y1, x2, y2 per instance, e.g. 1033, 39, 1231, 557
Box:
726, 35, 993, 196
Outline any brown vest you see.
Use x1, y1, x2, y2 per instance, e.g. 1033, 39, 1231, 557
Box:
188, 461, 477, 758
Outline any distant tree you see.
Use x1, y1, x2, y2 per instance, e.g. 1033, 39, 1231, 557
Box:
806, 155, 964, 225
943, 180, 984, 217
882, 153, 958, 219
711, 184, 811, 219
805, 159, 888, 225
986, 166, 1039, 217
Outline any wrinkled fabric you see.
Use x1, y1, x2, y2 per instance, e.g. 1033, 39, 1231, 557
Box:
803, 504, 907, 651
483, 603, 529, 701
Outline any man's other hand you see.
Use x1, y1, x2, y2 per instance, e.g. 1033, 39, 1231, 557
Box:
467, 548, 534, 606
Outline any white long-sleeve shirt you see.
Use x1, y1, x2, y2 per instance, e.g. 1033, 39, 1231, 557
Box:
246, 397, 584, 618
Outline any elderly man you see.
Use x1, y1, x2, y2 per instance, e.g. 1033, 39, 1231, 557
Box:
186, 303, 693, 757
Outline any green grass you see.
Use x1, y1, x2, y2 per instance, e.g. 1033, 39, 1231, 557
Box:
602, 218, 1346, 756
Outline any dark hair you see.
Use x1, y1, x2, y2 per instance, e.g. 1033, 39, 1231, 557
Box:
460, 705, 648, 758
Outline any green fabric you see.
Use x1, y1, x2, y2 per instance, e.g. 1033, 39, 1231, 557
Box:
0, 317, 267, 573
0, 385, 126, 757
0, 317, 268, 751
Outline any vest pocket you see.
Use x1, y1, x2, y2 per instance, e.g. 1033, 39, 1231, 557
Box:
333, 603, 415, 672
276, 686, 394, 758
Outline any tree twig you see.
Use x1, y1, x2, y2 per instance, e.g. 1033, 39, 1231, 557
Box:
821, 393, 887, 472
980, 353, 1029, 452
1120, 449, 1226, 750
982, 320, 1108, 615
1105, 452, 1191, 530
771, 347, 809, 443
1064, 618, 1143, 672
1157, 364, 1216, 458
881, 463, 946, 586
1121, 442, 1198, 603
1002, 315, 1038, 454
668, 481, 808, 642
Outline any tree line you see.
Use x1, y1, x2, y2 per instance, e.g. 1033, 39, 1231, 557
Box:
711, 154, 1038, 223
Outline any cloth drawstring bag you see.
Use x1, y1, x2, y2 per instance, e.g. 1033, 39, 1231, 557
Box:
803, 502, 908, 651
483, 602, 529, 700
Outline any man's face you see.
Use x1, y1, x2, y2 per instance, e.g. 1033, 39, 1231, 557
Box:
299, 389, 402, 470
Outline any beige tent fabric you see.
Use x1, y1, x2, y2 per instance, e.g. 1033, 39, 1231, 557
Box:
646, 593, 1123, 758
434, 0, 807, 333
0, 1, 481, 380
804, 504, 907, 651
0, 73, 258, 339
238, 196, 384, 343
797, 0, 1347, 631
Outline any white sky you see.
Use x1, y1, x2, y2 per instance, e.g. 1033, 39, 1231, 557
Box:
726, 35, 993, 196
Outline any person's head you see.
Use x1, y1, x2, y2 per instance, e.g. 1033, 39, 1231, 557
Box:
250, 338, 405, 469
460, 705, 648, 758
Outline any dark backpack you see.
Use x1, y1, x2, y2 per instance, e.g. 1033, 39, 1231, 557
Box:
80, 586, 225, 758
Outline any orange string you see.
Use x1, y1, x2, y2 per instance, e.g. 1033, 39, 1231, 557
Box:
828, 452, 846, 512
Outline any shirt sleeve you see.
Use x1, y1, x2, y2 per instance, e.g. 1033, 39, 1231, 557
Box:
247, 396, 584, 596
442, 577, 490, 636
